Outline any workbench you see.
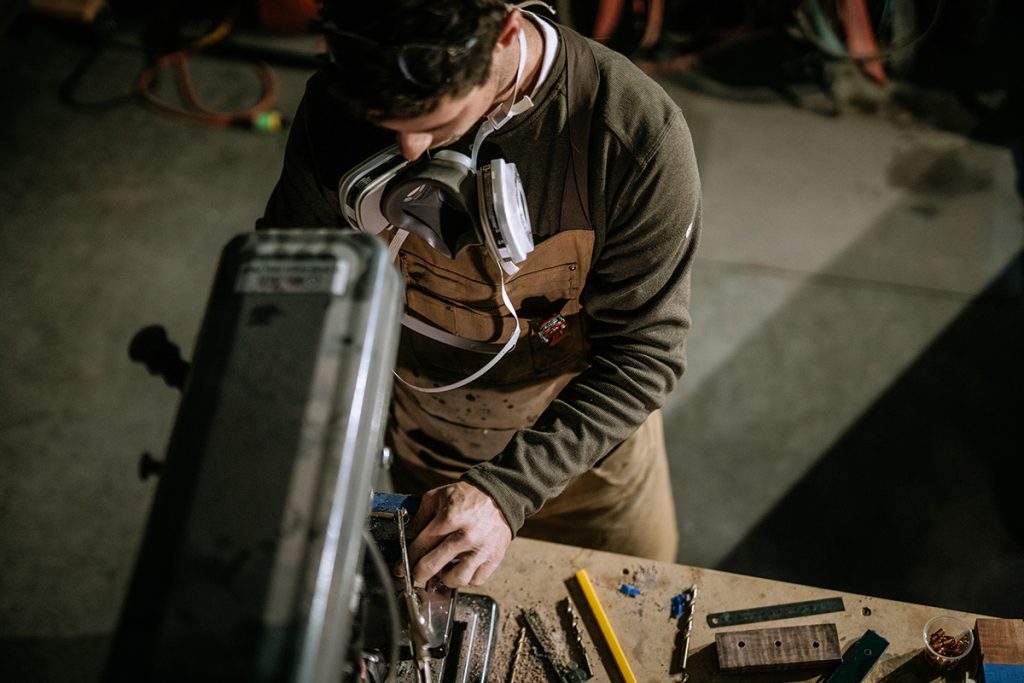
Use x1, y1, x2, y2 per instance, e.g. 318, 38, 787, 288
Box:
477, 538, 986, 683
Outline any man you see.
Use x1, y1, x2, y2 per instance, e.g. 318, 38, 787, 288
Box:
259, 0, 701, 589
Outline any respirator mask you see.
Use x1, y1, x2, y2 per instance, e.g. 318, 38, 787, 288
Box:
340, 144, 533, 274
339, 30, 535, 275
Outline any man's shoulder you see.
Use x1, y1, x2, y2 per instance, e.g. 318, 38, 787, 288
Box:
576, 34, 685, 164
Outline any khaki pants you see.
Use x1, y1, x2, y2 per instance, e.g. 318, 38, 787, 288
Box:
392, 410, 679, 563
519, 410, 678, 562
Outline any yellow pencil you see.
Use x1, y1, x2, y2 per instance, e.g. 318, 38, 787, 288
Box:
574, 569, 637, 683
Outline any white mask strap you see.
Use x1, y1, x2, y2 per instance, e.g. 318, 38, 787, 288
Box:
470, 28, 533, 169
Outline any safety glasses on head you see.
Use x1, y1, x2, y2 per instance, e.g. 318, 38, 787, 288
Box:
320, 20, 481, 90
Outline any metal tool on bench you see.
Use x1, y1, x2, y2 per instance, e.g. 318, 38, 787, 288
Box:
563, 598, 594, 679
676, 585, 698, 680
707, 597, 846, 628
105, 230, 497, 682
522, 608, 589, 683
506, 626, 528, 683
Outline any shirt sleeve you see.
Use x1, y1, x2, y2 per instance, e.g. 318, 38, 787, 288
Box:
462, 108, 701, 533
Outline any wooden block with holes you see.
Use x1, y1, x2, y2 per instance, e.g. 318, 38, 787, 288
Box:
977, 618, 1024, 683
715, 623, 843, 673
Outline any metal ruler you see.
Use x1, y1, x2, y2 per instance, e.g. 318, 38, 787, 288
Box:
707, 597, 846, 628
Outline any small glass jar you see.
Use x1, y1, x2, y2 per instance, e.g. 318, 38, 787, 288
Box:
923, 615, 975, 669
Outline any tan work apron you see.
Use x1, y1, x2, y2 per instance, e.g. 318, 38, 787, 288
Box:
385, 227, 678, 562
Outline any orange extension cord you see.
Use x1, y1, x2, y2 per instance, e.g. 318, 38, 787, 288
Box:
137, 20, 282, 131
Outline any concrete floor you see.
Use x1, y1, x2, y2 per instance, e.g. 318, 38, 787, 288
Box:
1, 16, 1022, 682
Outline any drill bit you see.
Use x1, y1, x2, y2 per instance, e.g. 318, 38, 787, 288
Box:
677, 586, 698, 681
506, 626, 527, 683
522, 608, 587, 683
563, 598, 593, 679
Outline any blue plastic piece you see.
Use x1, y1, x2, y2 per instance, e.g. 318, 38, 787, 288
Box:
983, 664, 1024, 683
619, 583, 640, 597
671, 590, 697, 618
371, 492, 420, 517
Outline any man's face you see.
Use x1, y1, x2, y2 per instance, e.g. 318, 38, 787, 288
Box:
374, 81, 500, 161
373, 9, 523, 161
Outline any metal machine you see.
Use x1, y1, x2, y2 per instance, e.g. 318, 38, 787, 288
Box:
104, 230, 496, 682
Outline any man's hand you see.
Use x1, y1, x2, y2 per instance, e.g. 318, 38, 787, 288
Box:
404, 481, 512, 588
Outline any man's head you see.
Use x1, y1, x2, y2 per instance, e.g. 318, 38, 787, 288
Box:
321, 1, 531, 160
320, 1, 513, 116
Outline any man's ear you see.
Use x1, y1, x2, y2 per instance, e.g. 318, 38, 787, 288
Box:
493, 9, 523, 53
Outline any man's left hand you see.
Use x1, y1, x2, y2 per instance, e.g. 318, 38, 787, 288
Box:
404, 481, 512, 588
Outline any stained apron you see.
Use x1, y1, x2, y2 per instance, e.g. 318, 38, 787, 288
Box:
385, 226, 678, 562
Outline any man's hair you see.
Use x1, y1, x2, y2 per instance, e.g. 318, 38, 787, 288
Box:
320, 0, 508, 120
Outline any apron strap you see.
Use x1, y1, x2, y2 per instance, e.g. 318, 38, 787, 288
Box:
559, 25, 599, 231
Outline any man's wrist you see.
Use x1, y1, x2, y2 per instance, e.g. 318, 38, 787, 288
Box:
459, 470, 520, 536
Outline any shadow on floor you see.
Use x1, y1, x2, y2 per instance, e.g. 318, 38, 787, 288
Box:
0, 635, 109, 683
716, 253, 1024, 617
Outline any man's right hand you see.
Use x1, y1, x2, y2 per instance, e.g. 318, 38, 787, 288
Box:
404, 481, 512, 588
